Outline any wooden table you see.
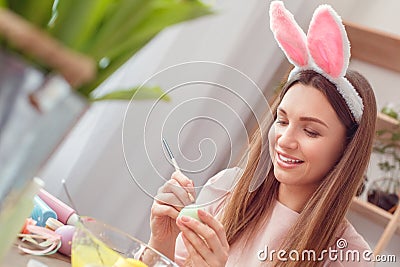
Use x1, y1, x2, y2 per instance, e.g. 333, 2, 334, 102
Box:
1, 241, 70, 267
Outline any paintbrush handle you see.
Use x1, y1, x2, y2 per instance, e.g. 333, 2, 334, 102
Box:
171, 158, 180, 172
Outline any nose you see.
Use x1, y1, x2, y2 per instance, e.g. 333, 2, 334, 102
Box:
276, 125, 298, 150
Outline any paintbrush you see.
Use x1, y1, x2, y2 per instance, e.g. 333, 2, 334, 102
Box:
162, 137, 195, 203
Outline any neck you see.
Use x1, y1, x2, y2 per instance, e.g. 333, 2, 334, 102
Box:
277, 183, 318, 213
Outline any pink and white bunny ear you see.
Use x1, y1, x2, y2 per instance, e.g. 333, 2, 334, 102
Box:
270, 1, 308, 67
307, 5, 350, 78
269, 1, 363, 124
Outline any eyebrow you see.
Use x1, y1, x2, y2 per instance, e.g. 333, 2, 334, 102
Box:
277, 107, 329, 128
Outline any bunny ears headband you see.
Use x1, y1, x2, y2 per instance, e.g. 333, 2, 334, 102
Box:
270, 1, 363, 123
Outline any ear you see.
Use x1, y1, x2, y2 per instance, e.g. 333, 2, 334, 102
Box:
269, 1, 308, 67
307, 5, 350, 78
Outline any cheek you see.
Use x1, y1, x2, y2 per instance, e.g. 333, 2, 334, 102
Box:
268, 126, 276, 155
325, 135, 346, 162
325, 141, 345, 166
307, 139, 344, 173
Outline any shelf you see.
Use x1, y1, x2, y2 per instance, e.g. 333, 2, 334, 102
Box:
356, 112, 400, 235
376, 112, 400, 132
343, 20, 400, 252
350, 197, 400, 235
375, 112, 400, 143
345, 21, 400, 73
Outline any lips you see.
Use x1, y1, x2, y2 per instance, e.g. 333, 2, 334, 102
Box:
276, 151, 304, 168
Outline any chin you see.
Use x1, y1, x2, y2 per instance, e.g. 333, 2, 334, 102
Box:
273, 168, 298, 184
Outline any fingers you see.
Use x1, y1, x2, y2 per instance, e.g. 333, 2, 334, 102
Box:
179, 222, 213, 263
197, 209, 229, 249
154, 171, 195, 214
177, 210, 229, 265
172, 170, 193, 187
151, 202, 179, 220
155, 192, 185, 211
172, 171, 196, 201
181, 233, 209, 266
157, 179, 193, 207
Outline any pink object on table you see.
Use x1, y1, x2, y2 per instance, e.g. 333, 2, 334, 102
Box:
55, 225, 75, 257
37, 189, 79, 225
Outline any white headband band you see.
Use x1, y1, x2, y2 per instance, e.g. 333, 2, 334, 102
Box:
270, 1, 363, 123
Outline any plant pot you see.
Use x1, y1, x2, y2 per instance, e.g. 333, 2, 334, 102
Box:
367, 178, 399, 213
0, 50, 88, 262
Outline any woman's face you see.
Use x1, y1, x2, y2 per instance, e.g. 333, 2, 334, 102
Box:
268, 83, 347, 189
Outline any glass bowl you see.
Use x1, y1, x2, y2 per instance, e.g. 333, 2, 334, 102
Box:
72, 217, 178, 267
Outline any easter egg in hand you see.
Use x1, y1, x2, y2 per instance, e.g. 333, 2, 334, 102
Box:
178, 205, 200, 221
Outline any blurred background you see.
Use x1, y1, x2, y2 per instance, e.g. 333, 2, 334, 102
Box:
9, 0, 397, 264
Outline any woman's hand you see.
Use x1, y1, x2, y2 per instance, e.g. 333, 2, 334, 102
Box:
149, 171, 195, 257
176, 209, 229, 267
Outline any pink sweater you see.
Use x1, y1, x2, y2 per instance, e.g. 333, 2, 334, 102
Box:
174, 168, 374, 266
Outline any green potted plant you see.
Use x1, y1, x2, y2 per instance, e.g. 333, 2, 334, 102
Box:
1, 0, 212, 100
367, 106, 400, 214
0, 0, 212, 262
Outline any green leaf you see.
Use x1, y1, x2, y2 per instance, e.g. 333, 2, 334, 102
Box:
392, 132, 400, 141
376, 129, 389, 136
4, 0, 213, 101
48, 0, 115, 50
381, 106, 398, 119
85, 0, 151, 55
0, 0, 7, 8
90, 85, 171, 102
78, 0, 212, 95
6, 0, 54, 28
90, 0, 212, 59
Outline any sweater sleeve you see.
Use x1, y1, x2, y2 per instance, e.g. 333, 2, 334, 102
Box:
174, 167, 242, 266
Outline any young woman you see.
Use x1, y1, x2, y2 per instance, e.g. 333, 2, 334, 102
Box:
149, 2, 377, 266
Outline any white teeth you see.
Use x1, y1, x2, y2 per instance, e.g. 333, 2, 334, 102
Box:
279, 154, 302, 163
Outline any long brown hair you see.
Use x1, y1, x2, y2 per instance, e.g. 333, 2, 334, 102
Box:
221, 69, 377, 266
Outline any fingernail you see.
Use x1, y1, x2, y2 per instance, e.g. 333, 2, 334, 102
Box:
180, 215, 191, 222
198, 209, 206, 216
188, 192, 195, 203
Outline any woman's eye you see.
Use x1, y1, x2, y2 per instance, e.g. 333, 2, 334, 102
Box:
275, 119, 288, 125
304, 129, 319, 138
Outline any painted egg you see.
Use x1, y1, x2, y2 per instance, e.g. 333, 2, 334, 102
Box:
55, 225, 75, 256
178, 205, 200, 221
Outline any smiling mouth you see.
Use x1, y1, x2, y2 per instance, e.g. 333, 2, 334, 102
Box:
277, 153, 304, 165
